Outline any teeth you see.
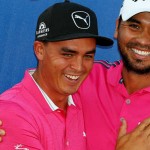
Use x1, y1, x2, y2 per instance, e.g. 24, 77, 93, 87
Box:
132, 49, 150, 56
65, 74, 79, 80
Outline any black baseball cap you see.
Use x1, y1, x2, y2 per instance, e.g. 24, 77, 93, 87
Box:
35, 1, 113, 46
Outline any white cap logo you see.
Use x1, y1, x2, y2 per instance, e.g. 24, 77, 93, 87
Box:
71, 11, 90, 29
36, 22, 49, 38
132, 0, 146, 2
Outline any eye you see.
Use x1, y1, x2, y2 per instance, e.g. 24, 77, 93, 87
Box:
128, 23, 141, 30
121, 22, 142, 32
62, 53, 73, 57
84, 54, 94, 59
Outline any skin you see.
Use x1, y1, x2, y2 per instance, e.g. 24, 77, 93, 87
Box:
33, 38, 96, 112
114, 12, 150, 94
0, 38, 96, 142
115, 12, 150, 150
0, 13, 150, 149
116, 118, 150, 150
0, 120, 5, 142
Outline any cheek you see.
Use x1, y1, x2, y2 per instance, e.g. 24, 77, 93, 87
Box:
118, 28, 137, 45
117, 32, 129, 50
84, 62, 94, 73
49, 59, 71, 75
54, 59, 70, 68
47, 56, 69, 68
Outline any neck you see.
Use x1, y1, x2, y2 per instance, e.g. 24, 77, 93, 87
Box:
32, 70, 69, 111
122, 68, 150, 94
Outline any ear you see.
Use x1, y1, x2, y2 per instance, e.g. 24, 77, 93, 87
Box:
114, 19, 119, 39
34, 41, 45, 60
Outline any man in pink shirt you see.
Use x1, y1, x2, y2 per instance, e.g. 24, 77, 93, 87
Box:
1, 0, 150, 150
74, 0, 150, 149
0, 0, 113, 149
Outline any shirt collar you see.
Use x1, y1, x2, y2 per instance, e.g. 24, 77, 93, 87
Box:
107, 61, 150, 93
28, 69, 75, 111
108, 60, 124, 86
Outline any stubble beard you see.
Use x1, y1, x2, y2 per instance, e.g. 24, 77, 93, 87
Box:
118, 41, 150, 75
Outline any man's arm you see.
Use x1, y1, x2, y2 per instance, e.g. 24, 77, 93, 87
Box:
0, 102, 44, 150
116, 118, 150, 150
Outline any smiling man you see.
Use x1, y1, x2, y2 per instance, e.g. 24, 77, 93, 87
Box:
75, 0, 150, 149
0, 0, 150, 150
0, 1, 113, 149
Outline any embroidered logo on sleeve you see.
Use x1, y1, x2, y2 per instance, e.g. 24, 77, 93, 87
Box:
14, 144, 29, 150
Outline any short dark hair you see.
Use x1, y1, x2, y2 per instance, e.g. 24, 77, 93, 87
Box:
118, 16, 122, 28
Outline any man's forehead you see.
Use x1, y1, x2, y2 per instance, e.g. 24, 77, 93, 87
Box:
128, 12, 150, 23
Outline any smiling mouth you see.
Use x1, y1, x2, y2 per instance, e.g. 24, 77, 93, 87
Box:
65, 74, 80, 80
132, 48, 150, 56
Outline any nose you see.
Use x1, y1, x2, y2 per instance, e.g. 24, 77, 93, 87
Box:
70, 57, 83, 72
138, 28, 150, 46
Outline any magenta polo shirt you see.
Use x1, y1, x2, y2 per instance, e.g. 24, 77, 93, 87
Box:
74, 60, 150, 150
0, 70, 86, 150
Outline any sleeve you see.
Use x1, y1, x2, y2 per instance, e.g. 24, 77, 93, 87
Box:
0, 101, 44, 150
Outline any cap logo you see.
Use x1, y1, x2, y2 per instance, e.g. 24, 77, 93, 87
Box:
36, 22, 50, 38
132, 0, 146, 2
121, 0, 146, 8
71, 11, 90, 29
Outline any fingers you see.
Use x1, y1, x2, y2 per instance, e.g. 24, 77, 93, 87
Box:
118, 117, 150, 138
0, 120, 2, 126
126, 117, 150, 140
0, 120, 5, 142
0, 120, 5, 136
133, 117, 150, 135
116, 118, 150, 150
116, 119, 128, 150
140, 118, 150, 138
118, 118, 127, 139
0, 129, 5, 136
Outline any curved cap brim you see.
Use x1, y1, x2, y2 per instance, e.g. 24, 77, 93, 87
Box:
42, 33, 114, 46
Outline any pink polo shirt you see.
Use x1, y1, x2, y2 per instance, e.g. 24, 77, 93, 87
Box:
74, 60, 150, 150
0, 70, 86, 150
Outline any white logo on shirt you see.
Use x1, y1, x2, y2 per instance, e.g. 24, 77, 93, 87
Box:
14, 144, 29, 150
83, 131, 86, 137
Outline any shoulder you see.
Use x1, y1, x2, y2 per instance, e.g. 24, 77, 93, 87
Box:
77, 60, 122, 90
88, 60, 122, 78
0, 100, 32, 119
0, 82, 24, 101
0, 100, 42, 149
93, 60, 122, 70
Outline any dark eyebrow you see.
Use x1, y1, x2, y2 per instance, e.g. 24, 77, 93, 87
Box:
61, 47, 96, 54
127, 18, 141, 24
86, 49, 96, 54
61, 47, 77, 53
